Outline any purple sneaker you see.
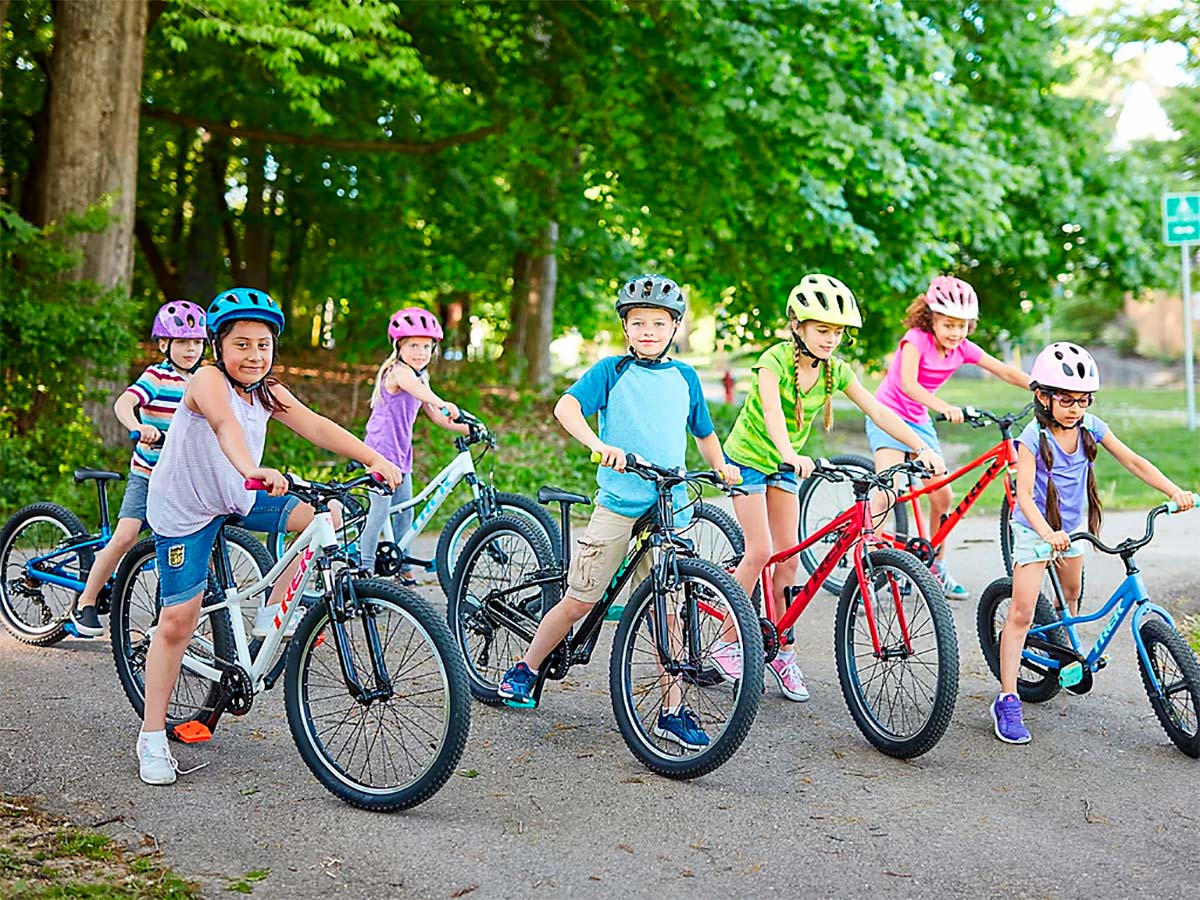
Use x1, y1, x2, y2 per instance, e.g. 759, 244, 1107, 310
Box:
709, 641, 743, 682
991, 693, 1032, 744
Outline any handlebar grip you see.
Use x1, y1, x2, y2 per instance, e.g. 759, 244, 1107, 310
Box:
590, 450, 602, 464
932, 412, 947, 423
244, 479, 268, 491
1166, 492, 1200, 514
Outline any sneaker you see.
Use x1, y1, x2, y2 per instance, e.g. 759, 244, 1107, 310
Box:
251, 603, 302, 639
991, 693, 1032, 744
497, 662, 537, 708
136, 733, 179, 785
653, 707, 710, 750
932, 561, 970, 601
397, 571, 418, 587
767, 651, 810, 702
68, 604, 103, 638
709, 641, 743, 682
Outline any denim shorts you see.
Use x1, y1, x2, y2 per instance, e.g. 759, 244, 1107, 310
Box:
865, 417, 942, 456
724, 454, 799, 495
1010, 521, 1085, 567
117, 473, 150, 527
155, 492, 298, 607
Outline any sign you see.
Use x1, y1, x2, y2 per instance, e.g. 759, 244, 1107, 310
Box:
1163, 192, 1200, 245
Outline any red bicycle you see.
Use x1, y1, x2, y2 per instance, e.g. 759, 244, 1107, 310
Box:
796, 403, 1034, 597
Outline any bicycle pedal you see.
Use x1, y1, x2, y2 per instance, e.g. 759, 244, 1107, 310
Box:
502, 697, 537, 710
1058, 661, 1084, 688
63, 622, 91, 639
1096, 655, 1109, 671
172, 721, 213, 743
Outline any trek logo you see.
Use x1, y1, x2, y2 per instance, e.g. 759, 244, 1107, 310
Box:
275, 547, 314, 630
1097, 608, 1123, 647
951, 458, 1004, 521
412, 479, 454, 532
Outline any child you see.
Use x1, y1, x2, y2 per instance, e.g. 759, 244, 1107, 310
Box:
713, 274, 945, 700
495, 274, 740, 750
869, 276, 1029, 600
138, 288, 403, 786
68, 301, 208, 637
360, 307, 467, 583
992, 341, 1193, 744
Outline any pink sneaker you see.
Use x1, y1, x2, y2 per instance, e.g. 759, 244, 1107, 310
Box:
767, 651, 810, 702
709, 641, 743, 682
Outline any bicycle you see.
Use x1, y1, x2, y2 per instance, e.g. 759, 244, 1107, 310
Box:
0, 464, 270, 645
448, 453, 763, 779
796, 403, 1034, 596
977, 495, 1200, 757
108, 471, 471, 811
747, 458, 959, 758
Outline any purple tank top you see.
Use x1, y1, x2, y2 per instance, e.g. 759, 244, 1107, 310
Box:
364, 371, 421, 473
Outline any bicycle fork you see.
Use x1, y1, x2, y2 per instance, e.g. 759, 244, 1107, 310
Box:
327, 573, 395, 705
852, 543, 916, 660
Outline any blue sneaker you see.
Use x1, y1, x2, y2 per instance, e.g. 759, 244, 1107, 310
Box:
653, 707, 710, 750
932, 561, 970, 601
991, 693, 1032, 744
497, 662, 537, 708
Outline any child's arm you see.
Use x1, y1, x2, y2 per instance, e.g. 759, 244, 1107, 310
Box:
843, 377, 946, 474
389, 365, 461, 424
975, 352, 1031, 389
114, 391, 158, 445
554, 394, 626, 472
269, 384, 404, 488
1015, 443, 1070, 550
693, 432, 741, 485
1099, 430, 1196, 511
421, 402, 470, 434
188, 368, 287, 494
756, 368, 814, 476
897, 342, 963, 423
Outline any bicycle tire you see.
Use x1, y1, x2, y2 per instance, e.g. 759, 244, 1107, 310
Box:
834, 548, 958, 758
436, 492, 561, 597
447, 514, 561, 704
0, 502, 94, 645
976, 576, 1067, 704
609, 557, 763, 779
999, 497, 1086, 609
285, 578, 471, 810
1136, 617, 1200, 758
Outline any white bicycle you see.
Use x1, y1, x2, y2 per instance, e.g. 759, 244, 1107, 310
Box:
108, 471, 471, 812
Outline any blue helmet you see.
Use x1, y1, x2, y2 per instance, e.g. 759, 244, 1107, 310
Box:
207, 288, 285, 336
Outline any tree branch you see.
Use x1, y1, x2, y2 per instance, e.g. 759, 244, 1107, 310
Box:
141, 106, 504, 155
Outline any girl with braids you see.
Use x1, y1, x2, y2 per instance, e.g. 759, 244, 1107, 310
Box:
714, 274, 945, 699
869, 276, 1029, 600
993, 342, 1194, 744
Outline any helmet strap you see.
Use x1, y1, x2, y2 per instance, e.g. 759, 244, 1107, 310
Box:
617, 320, 679, 372
791, 330, 821, 369
165, 338, 205, 375
397, 359, 428, 379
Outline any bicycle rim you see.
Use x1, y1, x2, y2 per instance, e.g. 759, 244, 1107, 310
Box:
0, 512, 86, 639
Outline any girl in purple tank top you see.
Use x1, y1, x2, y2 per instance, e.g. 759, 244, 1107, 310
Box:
361, 308, 468, 582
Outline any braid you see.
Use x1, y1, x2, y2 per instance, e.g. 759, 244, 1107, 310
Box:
792, 340, 805, 434
1038, 430, 1063, 531
822, 359, 834, 432
1081, 426, 1103, 535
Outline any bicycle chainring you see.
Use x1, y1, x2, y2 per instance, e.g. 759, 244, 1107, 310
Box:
374, 542, 402, 576
904, 536, 936, 566
760, 616, 780, 664
220, 666, 255, 716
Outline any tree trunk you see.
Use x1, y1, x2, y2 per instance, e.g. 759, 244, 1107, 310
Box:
521, 222, 558, 391
37, 0, 148, 291
241, 140, 272, 288
504, 250, 532, 377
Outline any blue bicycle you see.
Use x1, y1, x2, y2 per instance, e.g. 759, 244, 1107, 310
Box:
977, 495, 1200, 758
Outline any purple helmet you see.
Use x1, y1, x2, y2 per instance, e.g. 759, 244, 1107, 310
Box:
152, 301, 207, 339
388, 307, 443, 342
1030, 342, 1100, 392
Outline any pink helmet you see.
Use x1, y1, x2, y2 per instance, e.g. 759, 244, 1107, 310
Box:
387, 307, 443, 343
924, 276, 979, 321
1030, 342, 1100, 392
152, 300, 207, 339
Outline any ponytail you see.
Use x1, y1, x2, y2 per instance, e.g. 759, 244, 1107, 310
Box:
790, 337, 836, 434
371, 343, 400, 408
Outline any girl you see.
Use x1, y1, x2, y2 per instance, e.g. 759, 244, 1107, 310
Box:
869, 276, 1029, 600
993, 341, 1193, 744
712, 274, 945, 700
360, 307, 467, 582
139, 288, 403, 786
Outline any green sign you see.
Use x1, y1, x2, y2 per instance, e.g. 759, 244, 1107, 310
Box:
1163, 192, 1200, 245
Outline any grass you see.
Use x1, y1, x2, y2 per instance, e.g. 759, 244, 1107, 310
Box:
1187, 617, 1200, 655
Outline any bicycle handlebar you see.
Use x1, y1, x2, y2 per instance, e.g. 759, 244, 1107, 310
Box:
1067, 493, 1198, 556
786, 457, 932, 491
933, 401, 1034, 430
128, 429, 165, 449
244, 471, 391, 500
588, 450, 743, 492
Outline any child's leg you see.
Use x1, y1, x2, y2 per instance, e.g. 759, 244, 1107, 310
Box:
76, 517, 143, 608
388, 474, 414, 575
999, 560, 1049, 695
871, 447, 907, 527
764, 485, 800, 649
929, 483, 953, 557
1054, 554, 1085, 616
141, 594, 203, 731
359, 491, 390, 575
730, 491, 771, 602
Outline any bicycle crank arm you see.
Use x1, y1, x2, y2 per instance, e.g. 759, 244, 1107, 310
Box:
482, 598, 539, 643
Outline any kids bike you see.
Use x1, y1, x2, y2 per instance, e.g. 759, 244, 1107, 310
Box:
108, 471, 471, 811
448, 453, 763, 779
977, 495, 1200, 758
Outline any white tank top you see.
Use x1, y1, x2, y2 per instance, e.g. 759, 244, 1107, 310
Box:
147, 379, 271, 537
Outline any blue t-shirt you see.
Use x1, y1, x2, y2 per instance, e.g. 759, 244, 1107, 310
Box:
565, 356, 715, 520
1012, 413, 1109, 534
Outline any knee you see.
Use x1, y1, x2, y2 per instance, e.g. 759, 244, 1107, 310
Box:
740, 543, 772, 573
774, 557, 799, 582
1005, 600, 1035, 632
560, 598, 594, 623
156, 606, 199, 645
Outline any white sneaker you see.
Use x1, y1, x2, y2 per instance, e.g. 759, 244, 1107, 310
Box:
251, 603, 302, 639
136, 733, 178, 785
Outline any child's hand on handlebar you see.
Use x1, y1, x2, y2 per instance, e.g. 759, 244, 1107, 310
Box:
133, 424, 162, 446
716, 462, 742, 486
248, 467, 288, 496
592, 443, 627, 473
367, 457, 404, 489
1167, 489, 1196, 512
937, 403, 965, 424
1040, 529, 1071, 552
914, 447, 946, 476
781, 453, 815, 478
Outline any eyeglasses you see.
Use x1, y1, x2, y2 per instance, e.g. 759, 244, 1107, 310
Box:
1052, 394, 1094, 408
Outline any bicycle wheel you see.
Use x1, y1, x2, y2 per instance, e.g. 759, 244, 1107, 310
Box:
976, 577, 1067, 704
834, 548, 957, 758
797, 454, 909, 597
999, 498, 1086, 609
285, 578, 471, 810
436, 492, 561, 597
1136, 617, 1200, 758
609, 557, 763, 779
447, 515, 560, 704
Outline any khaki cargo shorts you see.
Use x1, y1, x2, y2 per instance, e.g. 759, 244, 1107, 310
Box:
566, 504, 651, 605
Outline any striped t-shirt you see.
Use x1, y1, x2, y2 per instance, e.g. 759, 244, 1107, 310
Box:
126, 362, 188, 476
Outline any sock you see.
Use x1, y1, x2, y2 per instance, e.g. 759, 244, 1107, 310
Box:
138, 729, 167, 748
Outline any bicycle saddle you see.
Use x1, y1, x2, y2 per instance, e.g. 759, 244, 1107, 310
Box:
73, 468, 124, 483
537, 487, 591, 506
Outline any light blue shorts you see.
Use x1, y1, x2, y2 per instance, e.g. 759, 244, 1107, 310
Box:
1010, 522, 1085, 567
865, 417, 942, 457
725, 455, 799, 495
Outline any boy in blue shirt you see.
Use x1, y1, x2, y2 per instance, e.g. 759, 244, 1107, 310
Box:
497, 274, 739, 750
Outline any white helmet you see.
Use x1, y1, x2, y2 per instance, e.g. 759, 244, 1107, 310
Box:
924, 276, 979, 321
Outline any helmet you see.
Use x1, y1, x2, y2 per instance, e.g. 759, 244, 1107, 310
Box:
616, 274, 686, 320
152, 300, 207, 339
786, 274, 862, 328
207, 288, 285, 336
387, 307, 443, 342
1030, 342, 1100, 392
924, 276, 979, 320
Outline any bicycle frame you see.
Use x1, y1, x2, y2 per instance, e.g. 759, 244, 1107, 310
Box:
23, 477, 119, 592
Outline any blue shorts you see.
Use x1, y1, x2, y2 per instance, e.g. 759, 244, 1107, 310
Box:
725, 455, 799, 495
155, 492, 298, 607
117, 473, 150, 528
865, 417, 942, 456
1010, 522, 1085, 567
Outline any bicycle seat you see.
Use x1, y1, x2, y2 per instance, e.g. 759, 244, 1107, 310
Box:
537, 487, 591, 507
73, 468, 124, 484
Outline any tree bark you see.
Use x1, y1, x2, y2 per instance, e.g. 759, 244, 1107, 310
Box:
37, 0, 149, 291
504, 250, 533, 376
241, 140, 272, 289
521, 223, 557, 391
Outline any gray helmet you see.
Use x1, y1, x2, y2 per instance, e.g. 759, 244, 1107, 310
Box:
616, 274, 686, 320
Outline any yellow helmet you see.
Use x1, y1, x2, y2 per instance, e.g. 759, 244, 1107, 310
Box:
786, 274, 862, 328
